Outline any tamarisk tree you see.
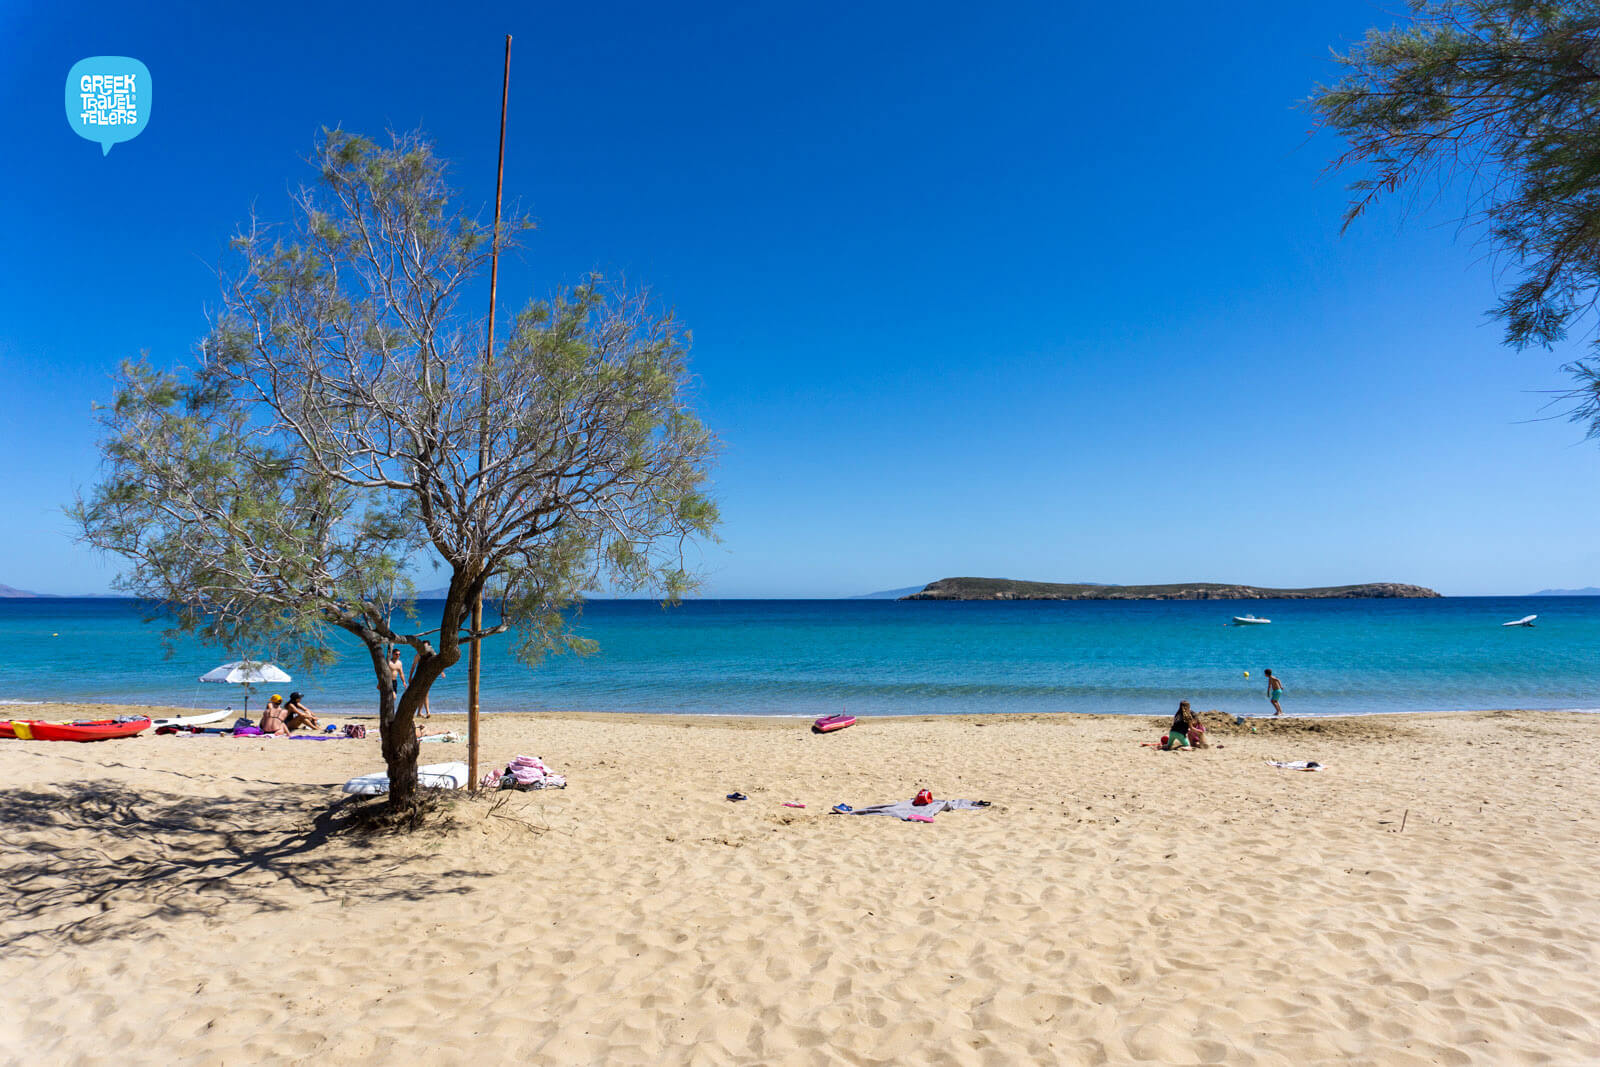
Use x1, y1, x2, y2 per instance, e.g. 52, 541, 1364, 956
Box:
73, 130, 718, 807
1313, 0, 1600, 430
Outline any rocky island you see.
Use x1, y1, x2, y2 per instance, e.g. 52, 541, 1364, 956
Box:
900, 577, 1441, 600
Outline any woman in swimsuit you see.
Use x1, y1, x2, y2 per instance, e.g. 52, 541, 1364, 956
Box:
259, 694, 291, 736
284, 691, 319, 731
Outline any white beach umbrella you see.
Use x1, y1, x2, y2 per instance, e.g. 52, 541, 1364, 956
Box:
198, 660, 291, 716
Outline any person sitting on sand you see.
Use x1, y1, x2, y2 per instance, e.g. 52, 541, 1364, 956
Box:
258, 694, 290, 736
1161, 700, 1206, 751
284, 691, 319, 732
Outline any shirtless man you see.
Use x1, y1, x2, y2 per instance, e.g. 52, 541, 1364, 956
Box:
387, 647, 406, 696
1264, 668, 1285, 716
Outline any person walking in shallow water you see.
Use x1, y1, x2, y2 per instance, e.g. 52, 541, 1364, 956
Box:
1264, 668, 1284, 716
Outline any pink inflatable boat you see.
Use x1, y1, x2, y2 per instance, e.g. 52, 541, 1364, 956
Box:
812, 713, 856, 734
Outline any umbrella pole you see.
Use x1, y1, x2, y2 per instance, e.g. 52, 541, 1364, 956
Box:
470, 33, 512, 793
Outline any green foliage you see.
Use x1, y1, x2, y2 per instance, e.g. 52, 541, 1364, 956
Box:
74, 128, 720, 803
1313, 0, 1600, 430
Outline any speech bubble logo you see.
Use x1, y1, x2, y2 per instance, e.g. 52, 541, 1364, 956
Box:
65, 57, 151, 156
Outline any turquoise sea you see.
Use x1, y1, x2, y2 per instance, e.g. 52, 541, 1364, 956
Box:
0, 597, 1594, 719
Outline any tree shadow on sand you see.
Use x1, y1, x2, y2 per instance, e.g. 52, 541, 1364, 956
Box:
0, 781, 488, 956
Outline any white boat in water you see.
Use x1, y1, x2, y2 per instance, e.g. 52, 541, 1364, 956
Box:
1232, 615, 1271, 625
1502, 615, 1537, 627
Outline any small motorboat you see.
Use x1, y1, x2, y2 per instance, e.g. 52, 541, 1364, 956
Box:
7, 717, 152, 742
1502, 615, 1537, 627
812, 713, 857, 734
1231, 615, 1271, 626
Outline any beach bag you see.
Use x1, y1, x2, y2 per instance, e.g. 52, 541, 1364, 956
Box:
344, 723, 367, 739
913, 789, 933, 806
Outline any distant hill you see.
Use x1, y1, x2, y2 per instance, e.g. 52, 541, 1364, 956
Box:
901, 577, 1441, 601
1532, 587, 1600, 596
850, 585, 929, 600
0, 584, 52, 598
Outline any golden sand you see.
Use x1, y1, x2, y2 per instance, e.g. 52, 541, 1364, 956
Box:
2, 707, 1598, 1064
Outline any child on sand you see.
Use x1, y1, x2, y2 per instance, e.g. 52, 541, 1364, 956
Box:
1264, 668, 1285, 716
1161, 701, 1207, 750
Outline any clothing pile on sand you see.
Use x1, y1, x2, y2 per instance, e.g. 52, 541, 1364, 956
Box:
481, 754, 567, 791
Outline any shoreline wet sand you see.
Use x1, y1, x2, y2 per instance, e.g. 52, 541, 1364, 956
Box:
3, 707, 1597, 1063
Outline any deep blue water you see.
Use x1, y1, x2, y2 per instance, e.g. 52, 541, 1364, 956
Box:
0, 597, 1594, 718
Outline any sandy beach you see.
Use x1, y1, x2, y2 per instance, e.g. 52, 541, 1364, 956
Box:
2, 707, 1598, 1065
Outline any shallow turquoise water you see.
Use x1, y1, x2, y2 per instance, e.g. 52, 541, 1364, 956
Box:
0, 597, 1593, 717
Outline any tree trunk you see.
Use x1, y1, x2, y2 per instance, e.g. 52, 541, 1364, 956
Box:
360, 619, 466, 810
347, 576, 475, 810
368, 639, 420, 809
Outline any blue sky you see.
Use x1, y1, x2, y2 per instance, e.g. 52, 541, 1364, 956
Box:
2, 0, 1596, 597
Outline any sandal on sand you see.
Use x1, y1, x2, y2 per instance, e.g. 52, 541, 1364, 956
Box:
830, 804, 853, 814
726, 792, 748, 801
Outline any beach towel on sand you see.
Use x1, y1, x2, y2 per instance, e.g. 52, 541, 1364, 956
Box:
1266, 760, 1323, 771
846, 798, 990, 821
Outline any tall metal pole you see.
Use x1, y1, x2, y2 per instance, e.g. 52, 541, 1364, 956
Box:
470, 33, 512, 792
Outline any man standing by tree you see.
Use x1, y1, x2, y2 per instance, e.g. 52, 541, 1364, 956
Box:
387, 647, 406, 705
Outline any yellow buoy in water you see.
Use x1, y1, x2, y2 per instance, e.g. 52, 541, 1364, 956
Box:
1242, 671, 1249, 677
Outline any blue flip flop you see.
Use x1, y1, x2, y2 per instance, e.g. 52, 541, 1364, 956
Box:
831, 803, 853, 814
726, 792, 748, 802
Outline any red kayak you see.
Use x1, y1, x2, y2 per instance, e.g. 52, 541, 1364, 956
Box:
812, 713, 856, 734
7, 717, 151, 741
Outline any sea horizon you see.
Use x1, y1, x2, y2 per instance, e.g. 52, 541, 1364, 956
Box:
5, 595, 1594, 719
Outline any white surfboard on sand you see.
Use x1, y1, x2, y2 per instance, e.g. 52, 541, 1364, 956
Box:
341, 761, 470, 796
149, 708, 232, 729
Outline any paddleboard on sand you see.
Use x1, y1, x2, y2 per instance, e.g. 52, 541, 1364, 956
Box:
342, 761, 469, 795
150, 708, 232, 729
812, 713, 857, 733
